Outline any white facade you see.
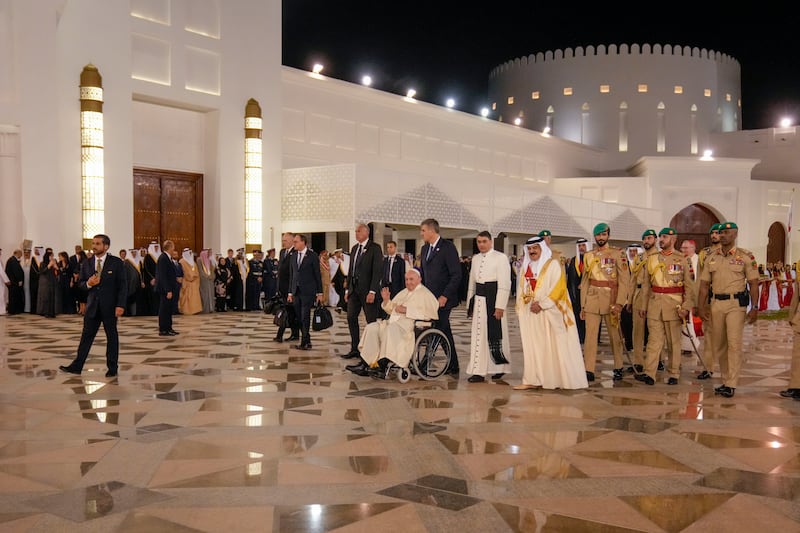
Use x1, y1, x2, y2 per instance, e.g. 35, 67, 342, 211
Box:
0, 1, 796, 265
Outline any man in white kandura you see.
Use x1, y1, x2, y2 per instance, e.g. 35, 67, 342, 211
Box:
515, 236, 588, 390
358, 268, 439, 377
466, 231, 511, 383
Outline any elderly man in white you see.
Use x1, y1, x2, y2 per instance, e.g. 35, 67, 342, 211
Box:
353, 268, 439, 377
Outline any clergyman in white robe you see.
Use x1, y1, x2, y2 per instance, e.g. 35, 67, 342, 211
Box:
466, 246, 511, 379
359, 272, 439, 369
516, 236, 588, 390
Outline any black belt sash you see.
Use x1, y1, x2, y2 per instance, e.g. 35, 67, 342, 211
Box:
475, 281, 509, 365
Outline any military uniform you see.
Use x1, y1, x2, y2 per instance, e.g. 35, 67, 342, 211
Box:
695, 231, 721, 378
580, 227, 631, 377
700, 234, 759, 390
246, 256, 264, 311
630, 232, 658, 368
640, 231, 695, 382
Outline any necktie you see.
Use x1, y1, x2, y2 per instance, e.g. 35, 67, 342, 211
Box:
426, 245, 432, 261
96, 257, 102, 278
297, 252, 303, 267
388, 256, 394, 282
354, 245, 363, 272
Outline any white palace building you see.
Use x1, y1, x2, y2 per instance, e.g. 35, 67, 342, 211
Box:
1, 0, 798, 263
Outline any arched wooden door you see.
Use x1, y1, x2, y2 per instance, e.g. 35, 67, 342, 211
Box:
767, 221, 786, 264
669, 204, 720, 250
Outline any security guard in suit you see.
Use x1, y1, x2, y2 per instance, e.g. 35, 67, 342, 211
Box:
629, 230, 659, 372
697, 222, 759, 398
580, 222, 631, 382
695, 223, 722, 379
637, 228, 695, 385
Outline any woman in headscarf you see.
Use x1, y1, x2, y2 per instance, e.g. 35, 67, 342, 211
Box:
214, 256, 230, 311
178, 248, 202, 315
198, 249, 215, 313
36, 250, 59, 318
514, 236, 588, 390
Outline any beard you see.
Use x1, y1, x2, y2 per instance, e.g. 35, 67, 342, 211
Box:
642, 242, 653, 250
595, 238, 607, 247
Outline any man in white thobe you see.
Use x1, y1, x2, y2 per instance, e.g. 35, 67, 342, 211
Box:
466, 231, 511, 382
680, 239, 700, 354
355, 268, 439, 376
515, 236, 588, 390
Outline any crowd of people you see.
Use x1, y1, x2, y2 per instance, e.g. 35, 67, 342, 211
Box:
0, 219, 788, 399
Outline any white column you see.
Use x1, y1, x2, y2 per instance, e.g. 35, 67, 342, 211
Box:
0, 128, 22, 253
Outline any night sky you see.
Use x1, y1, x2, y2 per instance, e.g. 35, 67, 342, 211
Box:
283, 2, 800, 131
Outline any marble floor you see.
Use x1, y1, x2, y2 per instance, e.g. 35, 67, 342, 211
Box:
1, 301, 799, 532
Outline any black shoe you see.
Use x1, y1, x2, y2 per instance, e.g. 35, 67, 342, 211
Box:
697, 370, 713, 380
682, 350, 692, 356
612, 368, 624, 381
287, 334, 300, 341
779, 388, 800, 398
491, 373, 505, 380
341, 351, 361, 359
714, 384, 726, 393
445, 367, 460, 377
59, 365, 81, 375
657, 361, 665, 371
105, 369, 118, 378
272, 336, 283, 343
719, 386, 735, 398
159, 331, 177, 336
347, 362, 371, 377
468, 375, 485, 383
295, 343, 312, 350
642, 374, 655, 385
627, 364, 643, 374
169, 330, 179, 335
586, 371, 595, 382
667, 377, 678, 385
345, 361, 367, 372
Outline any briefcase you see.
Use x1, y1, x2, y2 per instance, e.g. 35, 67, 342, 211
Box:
312, 303, 333, 331
273, 305, 288, 328
263, 295, 280, 315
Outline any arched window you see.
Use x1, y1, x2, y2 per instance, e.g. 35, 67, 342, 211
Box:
618, 102, 628, 152
657, 102, 666, 152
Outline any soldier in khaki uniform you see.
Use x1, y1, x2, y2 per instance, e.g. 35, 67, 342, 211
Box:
580, 222, 631, 382
779, 273, 800, 399
628, 230, 658, 372
637, 228, 695, 385
697, 222, 759, 398
695, 223, 722, 379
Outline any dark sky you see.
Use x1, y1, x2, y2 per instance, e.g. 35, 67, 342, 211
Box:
283, 2, 800, 131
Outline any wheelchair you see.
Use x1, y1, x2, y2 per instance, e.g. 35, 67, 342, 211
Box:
384, 320, 453, 383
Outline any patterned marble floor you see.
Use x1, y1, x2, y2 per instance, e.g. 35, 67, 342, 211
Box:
1, 301, 799, 532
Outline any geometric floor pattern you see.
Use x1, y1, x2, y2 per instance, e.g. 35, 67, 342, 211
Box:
1, 302, 800, 532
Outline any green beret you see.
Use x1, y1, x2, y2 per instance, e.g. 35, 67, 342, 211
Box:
593, 222, 610, 235
538, 230, 552, 237
641, 229, 657, 239
709, 223, 721, 233
658, 227, 677, 236
721, 221, 738, 230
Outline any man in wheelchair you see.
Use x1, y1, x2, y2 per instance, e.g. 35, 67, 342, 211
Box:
346, 268, 439, 377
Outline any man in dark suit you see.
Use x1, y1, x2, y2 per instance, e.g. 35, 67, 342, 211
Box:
287, 234, 323, 350
156, 240, 180, 336
382, 240, 406, 299
5, 249, 25, 315
565, 237, 589, 344
342, 223, 383, 360
419, 218, 462, 376
274, 232, 300, 342
59, 234, 127, 377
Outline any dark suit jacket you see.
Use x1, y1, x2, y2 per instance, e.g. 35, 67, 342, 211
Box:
420, 238, 462, 310
80, 254, 127, 318
566, 255, 583, 310
289, 248, 322, 298
382, 255, 406, 297
5, 255, 23, 285
277, 247, 295, 296
156, 253, 179, 295
346, 240, 383, 297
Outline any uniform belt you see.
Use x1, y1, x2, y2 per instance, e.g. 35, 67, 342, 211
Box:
652, 286, 683, 294
713, 291, 747, 300
590, 280, 617, 288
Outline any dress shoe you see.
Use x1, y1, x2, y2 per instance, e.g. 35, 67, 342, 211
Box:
340, 350, 361, 359
612, 368, 624, 381
272, 335, 283, 343
347, 362, 371, 377
287, 334, 300, 341
169, 330, 179, 335
627, 364, 643, 374
295, 343, 312, 350
159, 331, 177, 336
640, 374, 655, 386
657, 361, 665, 371
667, 377, 678, 385
467, 375, 485, 383
718, 386, 735, 398
697, 370, 713, 380
714, 384, 727, 393
105, 369, 118, 378
491, 373, 505, 380
59, 365, 81, 375
586, 371, 595, 382
345, 361, 367, 372
779, 388, 800, 398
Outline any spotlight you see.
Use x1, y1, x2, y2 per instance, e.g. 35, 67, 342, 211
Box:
542, 126, 551, 135
312, 63, 323, 74
361, 75, 372, 86
780, 117, 793, 128
445, 98, 455, 108
480, 107, 489, 117
700, 149, 714, 161
406, 89, 416, 99
514, 117, 522, 126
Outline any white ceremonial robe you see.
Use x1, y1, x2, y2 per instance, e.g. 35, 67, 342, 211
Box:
22, 262, 30, 312
359, 284, 439, 368
0, 260, 8, 314
517, 259, 588, 389
466, 249, 511, 376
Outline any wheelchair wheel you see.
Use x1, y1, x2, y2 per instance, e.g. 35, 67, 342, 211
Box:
397, 367, 411, 383
412, 328, 452, 380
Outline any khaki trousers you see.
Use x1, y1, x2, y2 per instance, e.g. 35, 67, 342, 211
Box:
710, 298, 746, 387
583, 312, 624, 372
701, 319, 717, 372
632, 310, 647, 366
645, 318, 682, 379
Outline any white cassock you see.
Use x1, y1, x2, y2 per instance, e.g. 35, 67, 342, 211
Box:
466, 249, 511, 376
359, 283, 439, 368
517, 258, 588, 389
328, 257, 340, 307
0, 259, 8, 315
